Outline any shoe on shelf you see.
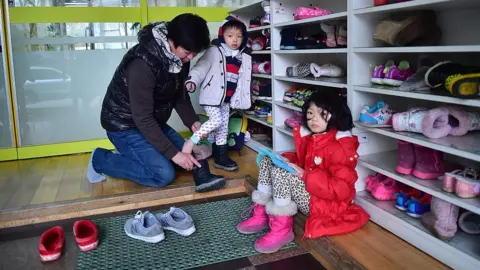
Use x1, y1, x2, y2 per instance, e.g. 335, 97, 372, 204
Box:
261, 1, 270, 25
453, 168, 480, 198
267, 112, 273, 124
359, 100, 394, 127
412, 145, 444, 180
407, 193, 432, 218
283, 87, 298, 103
252, 36, 267, 51
320, 23, 338, 48
255, 105, 271, 118
156, 207, 196, 237
124, 211, 165, 243
39, 226, 64, 262
73, 220, 99, 252
396, 140, 416, 175
262, 29, 271, 50
421, 197, 459, 241
280, 28, 298, 50
336, 22, 347, 48
395, 189, 422, 211
371, 177, 399, 201
286, 63, 311, 78
294, 7, 332, 20
425, 61, 480, 98
295, 33, 327, 50
257, 83, 272, 100
383, 61, 414, 86
285, 113, 303, 129
373, 10, 436, 47
249, 16, 262, 29
371, 60, 395, 85
310, 63, 344, 78
251, 80, 261, 96
365, 173, 388, 193
293, 89, 314, 107
458, 212, 480, 235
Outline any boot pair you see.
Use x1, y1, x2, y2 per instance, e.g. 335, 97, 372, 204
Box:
396, 140, 444, 180
236, 191, 297, 254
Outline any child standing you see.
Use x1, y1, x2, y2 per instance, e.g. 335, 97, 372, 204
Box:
183, 17, 252, 171
237, 91, 370, 253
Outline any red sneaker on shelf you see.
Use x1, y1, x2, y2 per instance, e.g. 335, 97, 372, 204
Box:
39, 226, 64, 262
73, 220, 99, 252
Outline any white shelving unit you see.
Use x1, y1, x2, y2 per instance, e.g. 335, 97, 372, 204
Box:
230, 1, 480, 268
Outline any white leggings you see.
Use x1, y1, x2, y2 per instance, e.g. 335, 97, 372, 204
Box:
193, 103, 230, 145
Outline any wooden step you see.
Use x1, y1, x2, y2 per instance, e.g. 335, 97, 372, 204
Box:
0, 177, 247, 229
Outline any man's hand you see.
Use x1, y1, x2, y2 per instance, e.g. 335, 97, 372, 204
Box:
288, 162, 305, 178
185, 82, 196, 93
191, 121, 202, 133
172, 152, 201, 171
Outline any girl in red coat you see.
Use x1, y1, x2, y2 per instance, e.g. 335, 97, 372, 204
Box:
237, 90, 370, 253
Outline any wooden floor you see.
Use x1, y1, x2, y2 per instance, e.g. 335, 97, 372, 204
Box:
0, 146, 448, 269
0, 147, 258, 211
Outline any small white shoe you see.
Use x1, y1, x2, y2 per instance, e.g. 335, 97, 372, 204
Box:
310, 63, 344, 78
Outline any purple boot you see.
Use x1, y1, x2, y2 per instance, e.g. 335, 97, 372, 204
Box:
396, 140, 415, 175
412, 145, 444, 180
421, 197, 459, 241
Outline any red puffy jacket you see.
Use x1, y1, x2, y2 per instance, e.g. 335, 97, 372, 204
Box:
282, 126, 369, 239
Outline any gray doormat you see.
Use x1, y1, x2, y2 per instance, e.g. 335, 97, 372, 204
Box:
76, 197, 296, 270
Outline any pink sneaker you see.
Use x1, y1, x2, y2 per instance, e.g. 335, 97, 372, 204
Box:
454, 168, 480, 198
254, 201, 296, 254
383, 61, 414, 87
396, 140, 415, 175
371, 178, 399, 201
237, 190, 270, 234
284, 113, 303, 129
294, 7, 332, 20
412, 145, 444, 180
365, 174, 387, 193
443, 169, 464, 193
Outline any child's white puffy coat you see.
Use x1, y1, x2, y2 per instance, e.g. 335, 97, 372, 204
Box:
186, 46, 252, 109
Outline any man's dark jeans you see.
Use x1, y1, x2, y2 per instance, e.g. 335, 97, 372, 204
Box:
92, 125, 184, 187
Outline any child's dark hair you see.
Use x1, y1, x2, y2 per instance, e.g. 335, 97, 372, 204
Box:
302, 89, 353, 132
222, 20, 247, 34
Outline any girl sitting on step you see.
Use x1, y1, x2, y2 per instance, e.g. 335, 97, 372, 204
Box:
237, 90, 370, 253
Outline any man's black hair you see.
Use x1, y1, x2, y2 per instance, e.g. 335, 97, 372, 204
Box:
302, 89, 353, 132
222, 20, 247, 34
167, 13, 210, 53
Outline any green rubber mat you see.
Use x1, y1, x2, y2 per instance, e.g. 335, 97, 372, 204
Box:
76, 197, 296, 270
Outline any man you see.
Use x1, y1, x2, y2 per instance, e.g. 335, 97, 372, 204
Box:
86, 14, 226, 193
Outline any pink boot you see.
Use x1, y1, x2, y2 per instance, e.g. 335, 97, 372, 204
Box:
254, 201, 297, 254
421, 197, 459, 241
237, 190, 270, 234
396, 140, 415, 175
412, 145, 444, 180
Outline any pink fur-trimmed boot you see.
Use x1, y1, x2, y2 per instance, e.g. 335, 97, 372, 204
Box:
412, 145, 445, 180
237, 190, 271, 234
421, 107, 452, 139
421, 197, 459, 241
254, 201, 297, 254
396, 140, 416, 175
444, 106, 480, 136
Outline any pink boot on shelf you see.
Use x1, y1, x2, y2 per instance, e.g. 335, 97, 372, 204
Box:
237, 190, 271, 234
421, 197, 459, 241
412, 145, 444, 180
254, 201, 296, 254
371, 177, 399, 201
396, 140, 416, 175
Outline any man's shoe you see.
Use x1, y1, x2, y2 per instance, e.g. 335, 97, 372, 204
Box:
213, 144, 239, 171
192, 159, 226, 193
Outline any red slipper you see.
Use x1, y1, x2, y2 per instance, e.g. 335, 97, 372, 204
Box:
73, 220, 99, 252
39, 226, 64, 262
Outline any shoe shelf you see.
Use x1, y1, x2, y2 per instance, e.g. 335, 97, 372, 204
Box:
252, 50, 271, 54
354, 122, 480, 163
274, 101, 302, 112
274, 11, 348, 28
353, 0, 480, 14
354, 84, 480, 107
229, 0, 265, 14
359, 150, 480, 216
252, 74, 272, 79
248, 25, 271, 32
355, 191, 480, 269
274, 48, 348, 54
253, 98, 272, 105
276, 125, 294, 137
275, 76, 347, 88
245, 137, 273, 151
354, 45, 480, 53
246, 114, 272, 128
